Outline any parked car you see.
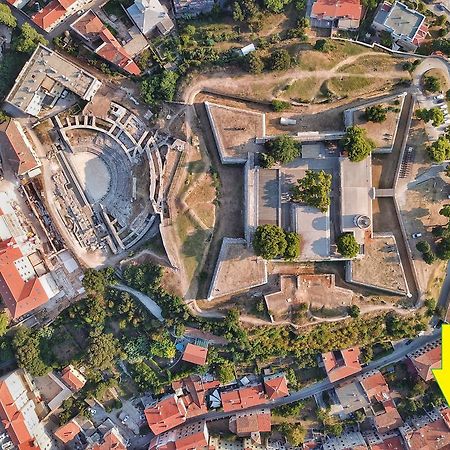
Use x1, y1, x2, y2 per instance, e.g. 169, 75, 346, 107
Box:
412, 232, 422, 239
121, 415, 129, 424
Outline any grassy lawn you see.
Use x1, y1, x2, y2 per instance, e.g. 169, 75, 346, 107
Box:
328, 76, 378, 96
337, 55, 407, 75
281, 77, 321, 102
297, 41, 367, 71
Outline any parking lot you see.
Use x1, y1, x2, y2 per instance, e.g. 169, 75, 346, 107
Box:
416, 92, 449, 142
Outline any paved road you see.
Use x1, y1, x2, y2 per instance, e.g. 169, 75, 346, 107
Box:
185, 329, 441, 424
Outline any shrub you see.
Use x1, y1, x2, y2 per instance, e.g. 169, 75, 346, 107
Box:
337, 233, 360, 258
365, 104, 387, 123
416, 241, 431, 253
253, 224, 287, 259
272, 99, 291, 111
268, 49, 291, 71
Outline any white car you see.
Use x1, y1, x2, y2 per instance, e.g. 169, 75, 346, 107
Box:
121, 415, 129, 424
411, 233, 422, 239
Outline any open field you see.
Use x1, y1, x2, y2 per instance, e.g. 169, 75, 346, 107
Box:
423, 68, 449, 93
353, 98, 402, 149
280, 77, 322, 102
328, 76, 387, 97
337, 55, 408, 75
351, 236, 407, 294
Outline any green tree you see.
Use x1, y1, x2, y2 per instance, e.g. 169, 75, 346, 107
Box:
437, 236, 450, 260
253, 224, 287, 259
337, 233, 360, 258
342, 126, 375, 162
417, 107, 445, 127
141, 70, 179, 106
291, 169, 332, 212
424, 75, 441, 92
416, 241, 431, 253
361, 0, 377, 8
216, 360, 235, 383
348, 304, 360, 318
0, 311, 8, 337
284, 231, 301, 260
85, 331, 120, 371
427, 136, 450, 162
365, 104, 387, 123
440, 205, 450, 218
132, 362, 160, 392
232, 1, 245, 20
150, 330, 176, 359
82, 268, 116, 296
272, 99, 291, 111
0, 111, 9, 124
263, 135, 300, 166
314, 39, 333, 52
279, 423, 306, 446
12, 327, 50, 376
263, 0, 289, 13
247, 52, 264, 74
268, 49, 291, 71
0, 4, 16, 28
14, 23, 47, 53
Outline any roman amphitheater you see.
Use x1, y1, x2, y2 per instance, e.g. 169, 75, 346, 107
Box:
43, 101, 184, 264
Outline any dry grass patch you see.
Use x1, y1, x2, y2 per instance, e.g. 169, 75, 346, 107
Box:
423, 68, 449, 92
337, 55, 409, 75
328, 76, 385, 96
281, 77, 321, 102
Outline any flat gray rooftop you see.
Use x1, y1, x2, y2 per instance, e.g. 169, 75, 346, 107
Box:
6, 44, 101, 115
384, 2, 423, 38
258, 168, 279, 226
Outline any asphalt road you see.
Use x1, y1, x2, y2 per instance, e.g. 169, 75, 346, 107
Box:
187, 328, 441, 424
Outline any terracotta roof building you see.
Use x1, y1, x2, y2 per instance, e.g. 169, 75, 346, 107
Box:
71, 10, 141, 76
0, 238, 49, 319
54, 419, 83, 444
221, 384, 267, 413
310, 0, 362, 30
149, 420, 210, 450
90, 427, 126, 450
172, 375, 220, 418
372, 1, 428, 52
182, 343, 208, 366
32, 0, 81, 31
407, 339, 441, 381
403, 416, 450, 449
229, 409, 271, 441
145, 394, 188, 435
322, 347, 362, 383
360, 371, 403, 433
0, 370, 53, 450
61, 365, 87, 391
370, 436, 405, 450
263, 374, 289, 400
0, 120, 42, 181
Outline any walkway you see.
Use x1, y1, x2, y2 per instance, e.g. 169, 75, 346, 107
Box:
115, 283, 164, 322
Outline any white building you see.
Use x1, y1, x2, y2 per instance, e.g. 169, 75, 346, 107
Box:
126, 0, 174, 36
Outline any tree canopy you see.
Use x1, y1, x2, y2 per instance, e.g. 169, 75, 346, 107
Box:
342, 126, 375, 162
424, 75, 441, 92
14, 23, 47, 53
85, 331, 121, 371
365, 104, 387, 123
0, 4, 16, 28
416, 107, 445, 127
263, 0, 290, 13
0, 311, 8, 337
253, 224, 288, 259
82, 268, 116, 296
141, 70, 179, 106
427, 135, 450, 162
246, 52, 264, 74
12, 327, 50, 376
284, 231, 301, 260
268, 49, 291, 71
337, 233, 360, 258
261, 135, 300, 167
291, 169, 332, 212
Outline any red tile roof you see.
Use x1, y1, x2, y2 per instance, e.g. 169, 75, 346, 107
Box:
360, 371, 390, 402
408, 341, 441, 381
264, 375, 289, 400
221, 385, 267, 412
149, 421, 209, 450
1, 120, 40, 178
405, 418, 450, 450
373, 399, 403, 434
311, 0, 362, 21
61, 365, 86, 391
32, 0, 72, 31
71, 11, 141, 76
0, 379, 34, 448
233, 412, 271, 436
0, 238, 48, 319
145, 394, 187, 436
54, 420, 82, 444
92, 428, 126, 450
370, 436, 405, 450
322, 347, 362, 382
182, 343, 208, 366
